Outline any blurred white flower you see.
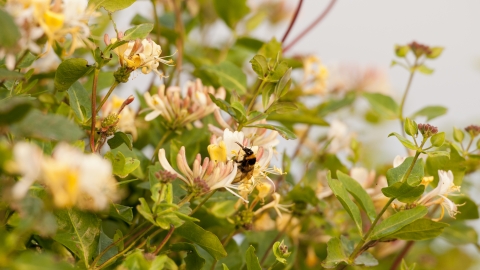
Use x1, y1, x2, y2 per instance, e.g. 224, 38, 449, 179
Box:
327, 119, 352, 153
254, 193, 293, 218
302, 55, 329, 95
11, 142, 117, 211
327, 64, 391, 95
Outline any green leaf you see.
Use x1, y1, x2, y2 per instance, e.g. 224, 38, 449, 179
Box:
363, 93, 399, 119
453, 127, 465, 142
0, 9, 21, 48
265, 101, 297, 114
273, 67, 292, 97
67, 81, 92, 123
401, 259, 416, 270
337, 171, 377, 222
0, 97, 33, 126
245, 246, 262, 270
88, 0, 136, 12
404, 118, 418, 137
213, 0, 250, 29
250, 55, 268, 79
175, 221, 227, 260
411, 106, 447, 121
369, 206, 428, 240
385, 219, 449, 241
381, 181, 425, 203
136, 198, 155, 224
425, 151, 450, 158
53, 208, 101, 268
123, 23, 154, 41
222, 264, 230, 270
286, 185, 319, 206
268, 112, 329, 126
109, 204, 133, 223
10, 110, 84, 142
416, 64, 434, 74
451, 196, 479, 220
321, 237, 347, 268
104, 151, 140, 178
54, 58, 94, 92
326, 171, 363, 235
258, 38, 282, 59
205, 61, 247, 94
13, 252, 75, 270
426, 144, 466, 186
108, 132, 133, 151
395, 45, 410, 57
170, 243, 206, 270
96, 230, 118, 265
230, 101, 247, 124
386, 157, 424, 186
388, 132, 418, 150
0, 68, 24, 80
426, 47, 444, 59
430, 132, 445, 147
246, 123, 296, 140
272, 241, 291, 264
269, 61, 289, 82
16, 52, 38, 69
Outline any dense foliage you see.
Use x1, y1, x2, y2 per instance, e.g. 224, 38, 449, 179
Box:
0, 0, 479, 269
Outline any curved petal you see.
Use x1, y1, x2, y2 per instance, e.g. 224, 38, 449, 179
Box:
158, 149, 188, 184
145, 110, 161, 121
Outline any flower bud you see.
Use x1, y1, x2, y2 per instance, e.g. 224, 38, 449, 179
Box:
418, 123, 438, 138
408, 41, 431, 58
104, 34, 110, 45
465, 125, 480, 138
404, 118, 418, 137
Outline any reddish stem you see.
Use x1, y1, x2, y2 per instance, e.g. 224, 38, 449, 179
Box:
283, 0, 337, 53
154, 224, 175, 255
281, 0, 304, 43
390, 241, 415, 270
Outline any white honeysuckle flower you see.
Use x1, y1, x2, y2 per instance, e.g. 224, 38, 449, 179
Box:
11, 142, 44, 199
102, 95, 137, 140
302, 55, 329, 95
254, 193, 294, 218
417, 170, 462, 220
393, 155, 406, 168
11, 142, 117, 211
144, 79, 225, 128
158, 146, 244, 201
327, 119, 352, 154
327, 63, 391, 95
111, 37, 173, 77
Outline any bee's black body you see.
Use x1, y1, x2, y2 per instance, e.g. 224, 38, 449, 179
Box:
233, 142, 257, 182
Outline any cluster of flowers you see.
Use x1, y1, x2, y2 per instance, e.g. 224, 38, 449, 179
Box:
10, 143, 117, 211
2, 0, 94, 69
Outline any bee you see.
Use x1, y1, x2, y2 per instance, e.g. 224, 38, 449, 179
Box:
233, 142, 256, 183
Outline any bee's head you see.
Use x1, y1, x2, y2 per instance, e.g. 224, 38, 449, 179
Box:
235, 142, 254, 155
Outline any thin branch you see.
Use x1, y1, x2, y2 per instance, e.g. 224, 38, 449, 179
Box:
390, 241, 414, 270
283, 0, 337, 53
154, 224, 175, 255
281, 0, 304, 43
90, 69, 100, 152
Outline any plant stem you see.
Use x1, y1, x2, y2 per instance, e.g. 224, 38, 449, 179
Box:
151, 129, 173, 163
95, 81, 120, 114
90, 69, 100, 152
191, 190, 216, 215
347, 197, 395, 263
260, 215, 293, 265
154, 224, 175, 255
178, 193, 195, 207
281, 0, 304, 43
172, 0, 184, 84
390, 241, 414, 270
94, 225, 154, 269
399, 59, 418, 137
247, 79, 266, 114
283, 0, 337, 53
292, 125, 311, 159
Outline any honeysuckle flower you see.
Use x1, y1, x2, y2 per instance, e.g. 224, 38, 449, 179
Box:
11, 142, 44, 199
102, 95, 138, 140
254, 193, 294, 218
327, 64, 391, 95
327, 120, 353, 153
158, 146, 244, 200
110, 37, 173, 77
302, 55, 329, 95
417, 170, 462, 220
4, 0, 95, 63
393, 155, 406, 168
11, 142, 117, 211
144, 79, 225, 128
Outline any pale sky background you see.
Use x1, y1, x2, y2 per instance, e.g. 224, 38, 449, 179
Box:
112, 0, 480, 263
